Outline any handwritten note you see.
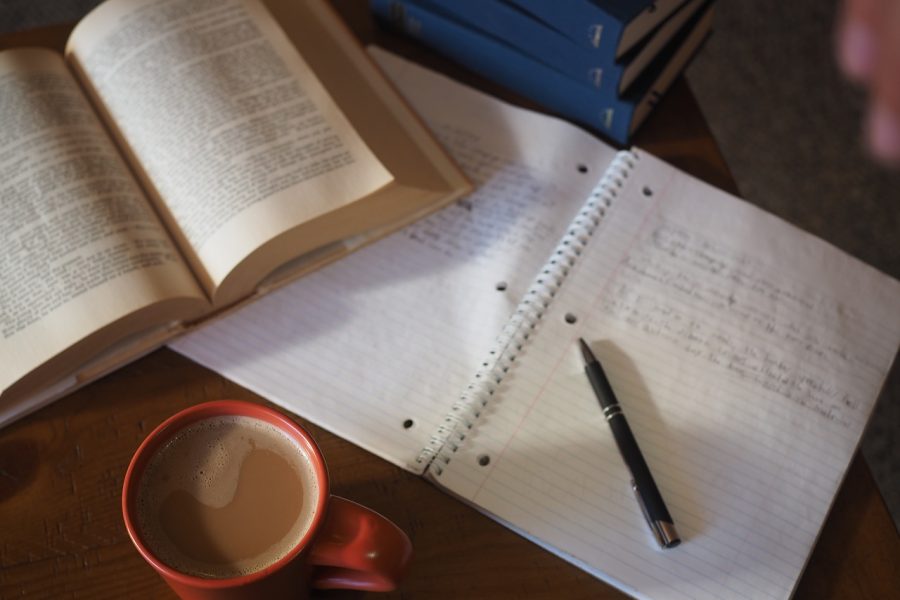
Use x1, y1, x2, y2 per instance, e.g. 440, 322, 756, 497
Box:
404, 124, 562, 267
598, 220, 872, 429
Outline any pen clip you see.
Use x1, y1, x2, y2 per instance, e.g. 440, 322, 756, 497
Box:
631, 480, 681, 549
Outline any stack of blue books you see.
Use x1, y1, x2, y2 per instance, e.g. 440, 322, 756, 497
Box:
371, 0, 716, 145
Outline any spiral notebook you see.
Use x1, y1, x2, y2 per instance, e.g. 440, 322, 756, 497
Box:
172, 48, 900, 600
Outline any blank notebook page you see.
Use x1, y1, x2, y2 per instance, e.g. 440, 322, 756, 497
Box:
433, 150, 900, 600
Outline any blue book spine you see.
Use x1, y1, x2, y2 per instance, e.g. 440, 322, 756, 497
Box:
418, 0, 622, 91
506, 0, 646, 54
371, 0, 634, 144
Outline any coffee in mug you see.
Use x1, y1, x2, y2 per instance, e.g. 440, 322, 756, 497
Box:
135, 415, 319, 578
122, 400, 412, 599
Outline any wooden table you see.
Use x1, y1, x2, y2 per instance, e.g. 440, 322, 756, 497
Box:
2, 2, 898, 598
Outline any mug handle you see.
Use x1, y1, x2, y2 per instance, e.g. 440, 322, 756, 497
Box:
308, 496, 413, 591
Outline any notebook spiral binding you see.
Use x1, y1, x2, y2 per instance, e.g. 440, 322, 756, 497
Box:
414, 150, 639, 475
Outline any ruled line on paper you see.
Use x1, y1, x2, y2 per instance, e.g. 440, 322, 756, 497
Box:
475, 469, 791, 600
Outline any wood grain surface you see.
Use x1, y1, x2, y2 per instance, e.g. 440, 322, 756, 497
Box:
2, 2, 898, 599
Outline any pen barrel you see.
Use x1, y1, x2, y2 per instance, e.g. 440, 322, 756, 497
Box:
607, 413, 674, 524
585, 362, 618, 411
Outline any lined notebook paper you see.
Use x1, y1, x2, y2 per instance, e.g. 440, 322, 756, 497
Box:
172, 49, 900, 599
430, 149, 900, 599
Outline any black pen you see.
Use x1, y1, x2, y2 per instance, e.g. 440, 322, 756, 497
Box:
578, 338, 681, 549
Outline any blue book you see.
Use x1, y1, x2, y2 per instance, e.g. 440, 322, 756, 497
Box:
508, 0, 688, 58
419, 0, 707, 94
371, 0, 715, 144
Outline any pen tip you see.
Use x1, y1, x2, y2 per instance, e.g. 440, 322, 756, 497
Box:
578, 338, 596, 364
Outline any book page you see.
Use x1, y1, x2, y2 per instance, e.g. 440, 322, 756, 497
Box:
172, 49, 616, 472
435, 150, 900, 599
66, 0, 392, 296
0, 49, 206, 406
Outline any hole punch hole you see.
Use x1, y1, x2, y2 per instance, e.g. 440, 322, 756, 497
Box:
577, 164, 589, 174
403, 419, 414, 429
643, 186, 653, 197
477, 454, 491, 467
495, 281, 507, 291
564, 313, 577, 324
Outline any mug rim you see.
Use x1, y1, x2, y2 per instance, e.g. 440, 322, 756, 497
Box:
121, 400, 330, 590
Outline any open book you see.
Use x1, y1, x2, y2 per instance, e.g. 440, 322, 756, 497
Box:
174, 49, 900, 599
0, 0, 469, 425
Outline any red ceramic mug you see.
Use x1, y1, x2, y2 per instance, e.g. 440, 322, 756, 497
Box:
122, 400, 412, 599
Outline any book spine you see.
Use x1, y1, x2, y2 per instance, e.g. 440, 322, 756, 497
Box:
419, 0, 622, 91
371, 0, 634, 144
416, 150, 640, 473
506, 0, 627, 55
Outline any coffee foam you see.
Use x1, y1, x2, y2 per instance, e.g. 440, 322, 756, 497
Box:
136, 415, 319, 578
